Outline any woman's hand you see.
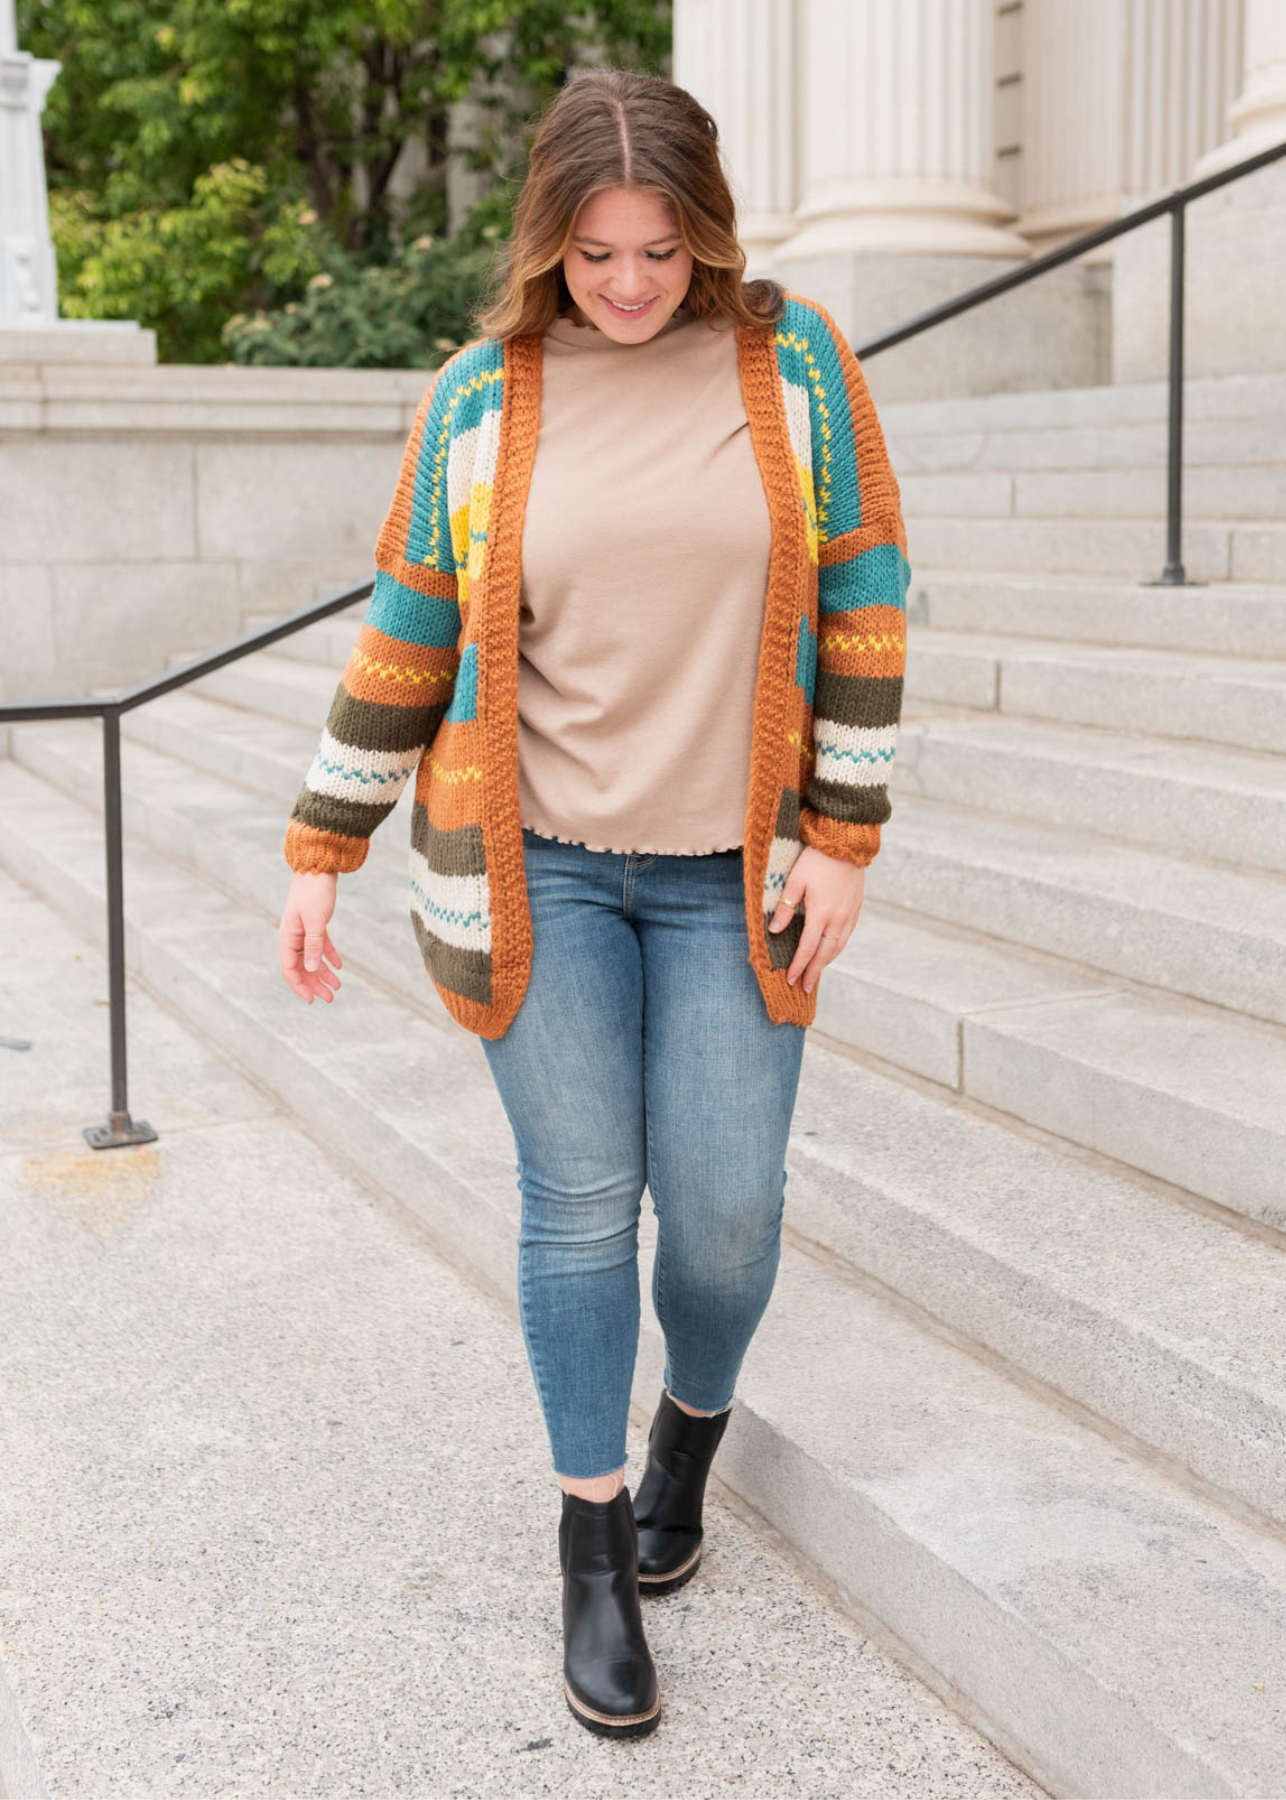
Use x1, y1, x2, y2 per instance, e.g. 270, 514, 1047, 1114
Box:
767, 846, 866, 993
279, 870, 343, 1004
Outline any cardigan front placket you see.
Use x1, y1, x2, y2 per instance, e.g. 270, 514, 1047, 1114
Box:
461, 320, 819, 1040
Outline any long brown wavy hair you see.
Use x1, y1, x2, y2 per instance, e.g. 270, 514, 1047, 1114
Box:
473, 67, 786, 341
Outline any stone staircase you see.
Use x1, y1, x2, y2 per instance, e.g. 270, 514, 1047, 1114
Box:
3, 364, 1286, 1798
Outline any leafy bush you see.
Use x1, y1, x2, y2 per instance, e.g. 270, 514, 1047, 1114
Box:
222, 222, 501, 369
48, 158, 322, 365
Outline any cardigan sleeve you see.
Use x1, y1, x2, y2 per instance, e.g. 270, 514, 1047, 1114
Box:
797, 300, 910, 872
282, 365, 463, 876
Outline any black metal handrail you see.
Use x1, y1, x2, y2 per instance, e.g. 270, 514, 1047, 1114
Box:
852, 132, 1286, 587
0, 577, 372, 1148
3, 133, 1284, 1147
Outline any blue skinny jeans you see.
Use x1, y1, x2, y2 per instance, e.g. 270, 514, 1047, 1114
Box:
479, 826, 808, 1481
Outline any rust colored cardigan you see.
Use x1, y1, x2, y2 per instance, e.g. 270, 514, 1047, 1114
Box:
282, 291, 912, 1039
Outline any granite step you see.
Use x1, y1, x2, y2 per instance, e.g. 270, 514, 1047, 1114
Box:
233, 604, 1286, 764
893, 712, 1286, 869
903, 516, 1286, 583
867, 795, 1286, 1027
134, 634, 1286, 1031
8, 737, 1286, 1513
116, 683, 347, 811
131, 654, 1286, 884
3, 755, 1286, 1798
898, 463, 1286, 522
889, 414, 1286, 476
904, 571, 1286, 662
160, 647, 351, 733
27, 712, 1285, 1231
814, 905, 1286, 1236
903, 630, 1286, 755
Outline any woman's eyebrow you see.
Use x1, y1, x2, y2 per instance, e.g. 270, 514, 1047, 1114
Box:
572, 234, 681, 246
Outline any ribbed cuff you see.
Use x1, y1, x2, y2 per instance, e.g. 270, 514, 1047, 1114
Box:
798, 807, 881, 870
283, 820, 369, 875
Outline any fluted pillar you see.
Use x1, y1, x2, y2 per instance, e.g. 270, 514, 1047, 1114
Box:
673, 0, 798, 275
775, 0, 1027, 262
1115, 0, 1286, 380
1193, 0, 1286, 176
1017, 0, 1242, 253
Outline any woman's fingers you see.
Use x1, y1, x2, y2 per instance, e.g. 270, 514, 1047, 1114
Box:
796, 920, 851, 993
770, 849, 865, 991
788, 908, 836, 991
279, 904, 342, 1003
779, 881, 837, 991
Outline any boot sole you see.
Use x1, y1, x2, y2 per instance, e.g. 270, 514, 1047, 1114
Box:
637, 1543, 702, 1596
564, 1676, 661, 1737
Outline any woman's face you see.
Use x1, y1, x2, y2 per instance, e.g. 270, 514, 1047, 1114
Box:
561, 186, 694, 342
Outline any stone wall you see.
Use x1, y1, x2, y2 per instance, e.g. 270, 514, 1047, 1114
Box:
0, 360, 433, 705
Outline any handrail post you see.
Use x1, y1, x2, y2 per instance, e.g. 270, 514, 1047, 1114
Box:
83, 706, 157, 1149
1144, 197, 1204, 588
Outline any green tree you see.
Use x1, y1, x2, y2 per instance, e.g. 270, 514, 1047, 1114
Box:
18, 0, 671, 362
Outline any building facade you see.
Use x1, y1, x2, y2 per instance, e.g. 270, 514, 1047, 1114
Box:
675, 0, 1286, 396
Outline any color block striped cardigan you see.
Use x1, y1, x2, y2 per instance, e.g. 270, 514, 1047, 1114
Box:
283, 291, 911, 1039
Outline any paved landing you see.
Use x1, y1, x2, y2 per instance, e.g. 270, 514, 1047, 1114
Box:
0, 869, 1041, 1799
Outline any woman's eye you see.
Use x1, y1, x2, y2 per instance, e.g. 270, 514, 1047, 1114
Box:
579, 249, 678, 263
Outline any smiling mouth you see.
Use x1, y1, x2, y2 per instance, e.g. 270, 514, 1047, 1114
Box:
602, 295, 657, 316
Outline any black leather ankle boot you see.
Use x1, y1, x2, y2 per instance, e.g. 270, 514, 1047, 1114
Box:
557, 1483, 661, 1737
631, 1388, 732, 1596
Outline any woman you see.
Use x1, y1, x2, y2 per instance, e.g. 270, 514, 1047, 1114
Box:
277, 67, 909, 1741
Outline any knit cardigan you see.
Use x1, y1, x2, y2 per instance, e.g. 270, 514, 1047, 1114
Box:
283, 290, 911, 1039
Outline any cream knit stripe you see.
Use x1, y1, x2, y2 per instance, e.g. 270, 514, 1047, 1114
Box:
302, 729, 422, 808
407, 847, 493, 955
811, 718, 900, 794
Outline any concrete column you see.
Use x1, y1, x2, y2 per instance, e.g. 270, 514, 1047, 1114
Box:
776, 0, 1028, 261
1193, 0, 1286, 175
771, 0, 1112, 402
673, 0, 798, 276
1016, 0, 1241, 255
1115, 0, 1286, 380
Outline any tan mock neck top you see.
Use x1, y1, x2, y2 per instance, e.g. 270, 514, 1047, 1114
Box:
515, 301, 774, 855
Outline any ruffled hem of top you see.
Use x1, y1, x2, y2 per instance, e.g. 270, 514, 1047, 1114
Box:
521, 823, 743, 857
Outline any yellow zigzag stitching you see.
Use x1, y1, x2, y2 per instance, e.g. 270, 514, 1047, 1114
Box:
819, 629, 904, 653
425, 749, 484, 784
786, 728, 816, 766
427, 366, 505, 572
351, 648, 455, 688
775, 328, 833, 542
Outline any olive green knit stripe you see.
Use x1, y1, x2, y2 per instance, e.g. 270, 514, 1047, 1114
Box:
774, 783, 802, 839
289, 787, 397, 843
326, 689, 451, 758
765, 903, 804, 969
411, 910, 493, 1006
409, 803, 488, 877
812, 671, 903, 732
803, 773, 892, 827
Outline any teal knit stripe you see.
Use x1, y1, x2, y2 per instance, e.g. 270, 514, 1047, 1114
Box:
819, 543, 912, 616
314, 752, 419, 786
775, 299, 861, 541
367, 567, 462, 648
411, 340, 505, 572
